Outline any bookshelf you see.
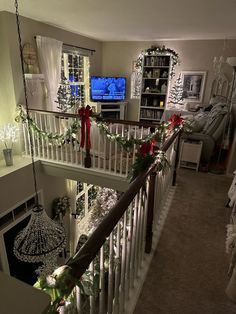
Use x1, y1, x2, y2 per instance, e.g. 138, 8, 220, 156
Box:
139, 55, 171, 122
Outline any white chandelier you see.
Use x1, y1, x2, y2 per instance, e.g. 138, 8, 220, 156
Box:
14, 205, 66, 264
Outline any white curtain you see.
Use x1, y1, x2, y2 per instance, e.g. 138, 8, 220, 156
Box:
36, 36, 62, 111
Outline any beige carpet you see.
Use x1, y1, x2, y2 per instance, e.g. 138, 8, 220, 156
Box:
134, 168, 236, 314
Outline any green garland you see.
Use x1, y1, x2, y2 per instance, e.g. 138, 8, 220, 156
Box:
135, 45, 180, 78
15, 106, 191, 182
15, 105, 169, 151
95, 119, 164, 151
15, 105, 81, 145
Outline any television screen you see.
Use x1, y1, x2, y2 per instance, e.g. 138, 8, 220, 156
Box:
90, 76, 126, 101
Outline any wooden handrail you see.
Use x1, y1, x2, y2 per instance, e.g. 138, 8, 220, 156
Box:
67, 129, 181, 279
28, 108, 160, 128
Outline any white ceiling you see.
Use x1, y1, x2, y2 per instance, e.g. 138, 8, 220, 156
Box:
1, 0, 236, 41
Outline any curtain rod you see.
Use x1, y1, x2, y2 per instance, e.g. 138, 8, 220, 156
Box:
63, 43, 96, 54
34, 36, 96, 54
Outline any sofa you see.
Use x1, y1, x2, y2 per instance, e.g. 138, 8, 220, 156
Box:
182, 96, 229, 163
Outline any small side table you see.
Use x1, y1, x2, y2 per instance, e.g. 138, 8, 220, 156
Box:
179, 140, 203, 171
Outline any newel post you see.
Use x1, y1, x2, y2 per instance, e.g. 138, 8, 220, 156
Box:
84, 148, 91, 168
145, 170, 157, 253
172, 131, 181, 186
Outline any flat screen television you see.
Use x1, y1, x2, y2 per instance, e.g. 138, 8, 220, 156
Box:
90, 76, 126, 101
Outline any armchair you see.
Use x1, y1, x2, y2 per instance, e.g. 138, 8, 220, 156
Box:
182, 99, 229, 163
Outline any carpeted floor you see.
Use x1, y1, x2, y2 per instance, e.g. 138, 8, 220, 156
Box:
134, 168, 236, 314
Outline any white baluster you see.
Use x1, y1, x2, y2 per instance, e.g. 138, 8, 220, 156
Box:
134, 191, 140, 279
91, 122, 95, 168
34, 112, 40, 157
114, 124, 118, 173
119, 211, 127, 312
53, 116, 59, 162
58, 117, 64, 162
44, 115, 50, 159
64, 118, 69, 164
137, 188, 143, 269
99, 246, 105, 314
125, 125, 131, 177
113, 222, 121, 313
130, 194, 138, 289
75, 285, 82, 313
119, 124, 124, 175
89, 261, 95, 314
108, 124, 112, 173
98, 127, 101, 170
22, 121, 28, 155
107, 231, 114, 314
132, 126, 137, 164
124, 203, 132, 298
103, 129, 107, 171
39, 114, 45, 159
141, 183, 149, 261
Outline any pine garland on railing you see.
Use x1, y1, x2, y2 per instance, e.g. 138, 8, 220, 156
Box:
95, 119, 162, 151
15, 105, 164, 151
15, 105, 81, 145
15, 105, 191, 181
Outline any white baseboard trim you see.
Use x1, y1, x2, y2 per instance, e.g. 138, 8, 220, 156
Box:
125, 185, 176, 314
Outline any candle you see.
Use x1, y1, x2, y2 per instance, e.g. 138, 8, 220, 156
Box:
160, 101, 164, 107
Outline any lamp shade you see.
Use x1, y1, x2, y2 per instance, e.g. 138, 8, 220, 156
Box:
227, 57, 236, 68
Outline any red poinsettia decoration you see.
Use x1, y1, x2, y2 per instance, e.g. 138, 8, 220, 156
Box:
168, 114, 183, 130
139, 141, 155, 157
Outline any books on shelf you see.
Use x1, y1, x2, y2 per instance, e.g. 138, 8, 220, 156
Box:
139, 53, 171, 122
140, 109, 162, 120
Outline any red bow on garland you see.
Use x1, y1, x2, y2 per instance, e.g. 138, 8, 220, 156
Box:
78, 105, 92, 149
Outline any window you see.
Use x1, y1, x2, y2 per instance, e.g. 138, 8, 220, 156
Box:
75, 181, 98, 221
58, 51, 90, 112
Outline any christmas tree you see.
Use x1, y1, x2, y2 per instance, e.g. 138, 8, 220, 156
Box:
168, 74, 184, 107
56, 76, 78, 112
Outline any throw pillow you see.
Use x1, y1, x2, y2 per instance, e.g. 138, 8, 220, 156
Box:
190, 112, 208, 132
202, 102, 227, 134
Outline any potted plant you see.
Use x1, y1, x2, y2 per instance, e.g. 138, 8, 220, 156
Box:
0, 123, 19, 166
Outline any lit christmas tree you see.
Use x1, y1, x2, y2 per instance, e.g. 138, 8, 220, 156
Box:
168, 74, 184, 107
56, 76, 78, 112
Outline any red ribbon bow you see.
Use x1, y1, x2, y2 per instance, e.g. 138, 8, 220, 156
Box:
78, 105, 92, 149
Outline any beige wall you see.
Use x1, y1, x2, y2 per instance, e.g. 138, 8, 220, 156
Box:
102, 40, 236, 121
0, 12, 19, 126
0, 162, 67, 215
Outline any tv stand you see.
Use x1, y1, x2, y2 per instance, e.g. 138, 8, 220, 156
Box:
96, 101, 127, 120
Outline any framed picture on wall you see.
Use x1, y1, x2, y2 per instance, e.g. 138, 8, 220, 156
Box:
181, 71, 207, 103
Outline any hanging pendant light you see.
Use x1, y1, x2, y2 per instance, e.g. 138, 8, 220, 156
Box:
13, 0, 66, 272
14, 205, 66, 263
